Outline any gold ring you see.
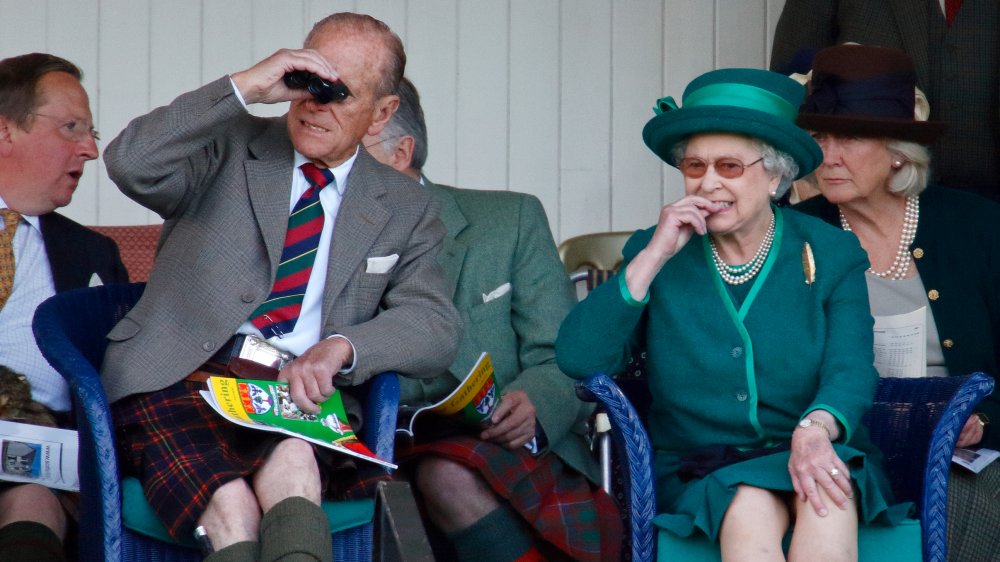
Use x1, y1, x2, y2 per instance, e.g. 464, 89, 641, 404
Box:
829, 468, 840, 478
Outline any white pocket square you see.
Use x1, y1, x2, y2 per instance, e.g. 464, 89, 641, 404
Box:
366, 254, 399, 274
482, 282, 512, 303
88, 273, 104, 287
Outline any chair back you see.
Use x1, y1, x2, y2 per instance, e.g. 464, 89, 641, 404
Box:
558, 231, 632, 273
90, 225, 163, 282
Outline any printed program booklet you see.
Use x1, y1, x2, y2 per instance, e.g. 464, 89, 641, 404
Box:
952, 447, 1000, 474
200, 377, 397, 470
397, 352, 500, 441
0, 420, 78, 491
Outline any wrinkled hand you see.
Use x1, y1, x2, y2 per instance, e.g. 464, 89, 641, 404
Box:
277, 338, 353, 413
788, 428, 853, 517
479, 390, 536, 450
645, 196, 723, 262
230, 48, 338, 105
956, 415, 985, 448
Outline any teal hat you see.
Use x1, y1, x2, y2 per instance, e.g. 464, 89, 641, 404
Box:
642, 68, 822, 180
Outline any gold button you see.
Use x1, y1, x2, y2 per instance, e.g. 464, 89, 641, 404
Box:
912, 248, 924, 259
943, 339, 954, 349
928, 289, 939, 301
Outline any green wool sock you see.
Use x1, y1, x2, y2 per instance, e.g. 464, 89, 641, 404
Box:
0, 521, 66, 562
205, 540, 260, 562
258, 497, 332, 562
447, 506, 533, 562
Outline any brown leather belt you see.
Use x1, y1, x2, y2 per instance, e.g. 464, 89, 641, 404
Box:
183, 335, 287, 384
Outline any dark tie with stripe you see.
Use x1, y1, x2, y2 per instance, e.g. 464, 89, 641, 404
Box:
249, 163, 334, 338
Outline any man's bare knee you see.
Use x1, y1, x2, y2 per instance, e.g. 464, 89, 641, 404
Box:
0, 484, 66, 538
254, 438, 321, 511
414, 456, 499, 532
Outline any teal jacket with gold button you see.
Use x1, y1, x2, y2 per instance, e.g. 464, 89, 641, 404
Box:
795, 185, 1000, 448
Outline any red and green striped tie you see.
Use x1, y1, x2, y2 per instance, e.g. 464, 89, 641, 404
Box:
249, 162, 334, 338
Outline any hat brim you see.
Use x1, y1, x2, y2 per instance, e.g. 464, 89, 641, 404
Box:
796, 114, 946, 145
643, 105, 823, 180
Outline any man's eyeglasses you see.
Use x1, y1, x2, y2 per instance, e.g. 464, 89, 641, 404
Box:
29, 113, 100, 142
678, 157, 763, 179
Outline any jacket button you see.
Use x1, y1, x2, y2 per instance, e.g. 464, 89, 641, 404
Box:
736, 390, 748, 402
912, 248, 924, 259
943, 339, 954, 349
241, 291, 255, 303
731, 346, 743, 359
202, 341, 215, 352
928, 289, 940, 301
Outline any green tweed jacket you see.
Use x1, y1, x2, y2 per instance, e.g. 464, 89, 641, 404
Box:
795, 186, 1000, 448
398, 181, 597, 481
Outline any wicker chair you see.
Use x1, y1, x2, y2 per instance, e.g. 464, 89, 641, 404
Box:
32, 283, 399, 562
89, 224, 163, 282
577, 371, 996, 562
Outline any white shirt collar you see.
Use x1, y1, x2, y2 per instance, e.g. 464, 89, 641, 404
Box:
0, 196, 41, 232
292, 146, 359, 195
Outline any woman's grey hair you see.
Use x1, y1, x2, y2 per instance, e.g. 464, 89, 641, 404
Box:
885, 139, 930, 197
671, 137, 799, 199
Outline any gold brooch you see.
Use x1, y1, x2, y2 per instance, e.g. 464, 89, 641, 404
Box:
802, 243, 816, 285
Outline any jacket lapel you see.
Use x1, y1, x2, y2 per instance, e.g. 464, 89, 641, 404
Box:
321, 151, 391, 316
245, 120, 295, 276
889, 0, 932, 89
425, 179, 468, 300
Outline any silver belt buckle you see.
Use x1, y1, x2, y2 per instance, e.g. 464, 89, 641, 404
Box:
237, 335, 294, 370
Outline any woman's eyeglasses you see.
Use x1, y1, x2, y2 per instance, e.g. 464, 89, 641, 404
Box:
678, 157, 763, 179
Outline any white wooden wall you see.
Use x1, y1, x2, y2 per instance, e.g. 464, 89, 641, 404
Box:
0, 0, 788, 241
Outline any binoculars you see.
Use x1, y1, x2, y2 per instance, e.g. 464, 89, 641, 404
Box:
283, 71, 350, 104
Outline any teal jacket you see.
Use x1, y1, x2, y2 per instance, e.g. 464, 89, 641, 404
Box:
795, 185, 1000, 448
399, 181, 596, 481
556, 208, 878, 455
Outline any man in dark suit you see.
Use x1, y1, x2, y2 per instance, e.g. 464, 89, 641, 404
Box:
0, 52, 127, 562
102, 13, 459, 562
770, 0, 999, 201
362, 78, 620, 562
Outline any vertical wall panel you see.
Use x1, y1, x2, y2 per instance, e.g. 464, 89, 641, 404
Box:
717, 0, 768, 69
251, 0, 306, 118
405, 0, 458, 185
509, 0, 560, 223
0, 0, 46, 57
455, 1, 509, 190
97, 0, 152, 225
150, 0, 201, 109
611, 1, 664, 233
203, 0, 253, 85
49, 1, 101, 225
559, 0, 612, 240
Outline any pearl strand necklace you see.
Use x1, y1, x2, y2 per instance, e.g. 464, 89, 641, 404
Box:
710, 212, 776, 285
839, 195, 919, 281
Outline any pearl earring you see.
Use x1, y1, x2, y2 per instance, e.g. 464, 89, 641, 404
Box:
892, 160, 903, 169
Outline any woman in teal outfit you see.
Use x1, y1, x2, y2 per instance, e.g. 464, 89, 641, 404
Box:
556, 68, 902, 561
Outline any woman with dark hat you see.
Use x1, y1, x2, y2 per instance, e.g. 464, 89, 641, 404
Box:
556, 67, 905, 560
794, 43, 1000, 561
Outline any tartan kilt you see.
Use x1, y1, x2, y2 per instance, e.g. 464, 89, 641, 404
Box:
112, 380, 387, 540
399, 436, 621, 562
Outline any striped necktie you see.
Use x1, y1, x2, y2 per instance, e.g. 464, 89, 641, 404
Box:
0, 210, 20, 310
249, 163, 334, 338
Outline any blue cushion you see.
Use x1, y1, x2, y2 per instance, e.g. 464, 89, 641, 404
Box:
121, 476, 374, 548
654, 515, 922, 561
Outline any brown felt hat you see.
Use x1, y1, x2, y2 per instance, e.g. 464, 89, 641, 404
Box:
796, 44, 946, 144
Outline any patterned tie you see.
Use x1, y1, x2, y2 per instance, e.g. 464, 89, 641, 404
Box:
0, 210, 20, 310
249, 163, 334, 338
945, 0, 963, 25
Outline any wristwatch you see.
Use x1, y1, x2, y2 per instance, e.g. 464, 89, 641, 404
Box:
798, 418, 832, 440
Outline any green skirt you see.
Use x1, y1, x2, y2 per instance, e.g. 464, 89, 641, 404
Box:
653, 442, 912, 540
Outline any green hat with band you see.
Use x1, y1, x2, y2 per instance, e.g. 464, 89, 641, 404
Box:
642, 68, 822, 180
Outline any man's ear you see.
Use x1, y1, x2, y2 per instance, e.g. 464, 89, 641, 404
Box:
393, 136, 415, 170
0, 118, 14, 158
367, 95, 400, 137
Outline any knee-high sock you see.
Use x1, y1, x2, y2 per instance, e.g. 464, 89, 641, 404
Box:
0, 521, 65, 562
447, 504, 537, 562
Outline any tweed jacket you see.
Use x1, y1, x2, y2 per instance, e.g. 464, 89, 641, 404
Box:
100, 76, 460, 404
794, 186, 1000, 448
398, 181, 596, 481
557, 208, 878, 455
770, 0, 1000, 197
39, 213, 128, 292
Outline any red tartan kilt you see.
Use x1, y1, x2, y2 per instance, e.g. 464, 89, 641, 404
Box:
113, 381, 387, 540
399, 436, 621, 562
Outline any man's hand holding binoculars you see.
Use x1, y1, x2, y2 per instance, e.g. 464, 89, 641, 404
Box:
231, 48, 344, 105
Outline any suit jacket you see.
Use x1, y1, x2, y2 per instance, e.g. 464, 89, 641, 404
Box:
399, 181, 597, 481
100, 76, 461, 404
39, 213, 127, 292
770, 0, 1000, 196
794, 186, 1000, 448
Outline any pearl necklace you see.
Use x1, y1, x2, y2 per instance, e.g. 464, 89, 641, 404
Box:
710, 212, 776, 285
839, 195, 919, 281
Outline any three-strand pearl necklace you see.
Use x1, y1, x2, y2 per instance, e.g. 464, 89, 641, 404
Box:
710, 212, 776, 285
839, 195, 919, 281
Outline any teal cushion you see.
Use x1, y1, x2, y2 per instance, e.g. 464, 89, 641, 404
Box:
654, 515, 922, 561
121, 476, 374, 548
